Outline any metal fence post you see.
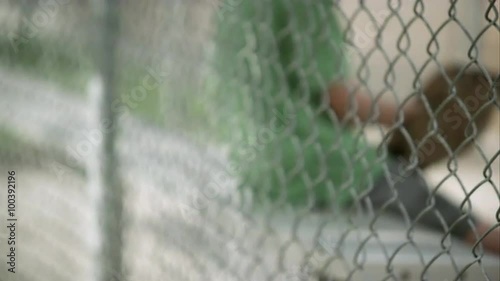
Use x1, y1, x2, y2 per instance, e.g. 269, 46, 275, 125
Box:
89, 0, 124, 280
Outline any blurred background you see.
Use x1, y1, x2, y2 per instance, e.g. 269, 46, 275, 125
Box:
0, 0, 498, 280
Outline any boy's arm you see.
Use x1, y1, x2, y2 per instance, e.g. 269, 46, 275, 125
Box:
329, 83, 416, 126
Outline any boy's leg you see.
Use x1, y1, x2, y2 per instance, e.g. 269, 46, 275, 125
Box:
365, 157, 499, 252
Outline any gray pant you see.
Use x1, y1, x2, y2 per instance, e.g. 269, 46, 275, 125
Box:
366, 156, 476, 238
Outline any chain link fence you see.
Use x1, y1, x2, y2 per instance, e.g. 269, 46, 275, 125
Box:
0, 0, 499, 281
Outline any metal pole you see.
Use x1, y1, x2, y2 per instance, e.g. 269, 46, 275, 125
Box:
88, 0, 123, 280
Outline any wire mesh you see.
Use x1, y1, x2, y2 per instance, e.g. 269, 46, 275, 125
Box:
0, 1, 499, 281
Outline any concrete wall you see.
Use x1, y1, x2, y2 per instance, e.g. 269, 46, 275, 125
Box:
341, 1, 498, 99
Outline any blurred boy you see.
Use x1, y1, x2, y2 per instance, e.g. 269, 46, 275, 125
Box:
212, 0, 499, 254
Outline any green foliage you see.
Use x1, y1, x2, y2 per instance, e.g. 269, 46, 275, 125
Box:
0, 36, 93, 93
0, 35, 165, 125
